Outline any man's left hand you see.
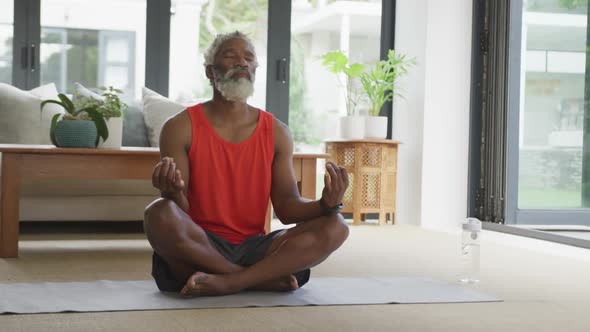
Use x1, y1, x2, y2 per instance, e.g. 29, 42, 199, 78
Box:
321, 161, 349, 208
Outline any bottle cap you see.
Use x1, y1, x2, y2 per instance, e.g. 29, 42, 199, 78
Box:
462, 217, 482, 232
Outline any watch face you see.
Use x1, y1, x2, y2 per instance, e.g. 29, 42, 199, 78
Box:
329, 204, 343, 214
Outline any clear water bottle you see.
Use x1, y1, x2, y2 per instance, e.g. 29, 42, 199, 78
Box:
460, 217, 481, 283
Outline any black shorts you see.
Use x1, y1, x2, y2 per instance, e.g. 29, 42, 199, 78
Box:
152, 229, 311, 292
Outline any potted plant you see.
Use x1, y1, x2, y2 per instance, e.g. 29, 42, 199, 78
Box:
41, 94, 108, 148
360, 49, 415, 139
321, 50, 366, 139
75, 86, 127, 149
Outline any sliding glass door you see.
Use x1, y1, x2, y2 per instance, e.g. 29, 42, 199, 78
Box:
507, 0, 590, 225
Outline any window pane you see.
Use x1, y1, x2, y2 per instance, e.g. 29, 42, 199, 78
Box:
106, 38, 129, 63
104, 66, 129, 88
40, 0, 146, 99
290, 0, 382, 153
168, 0, 268, 107
0, 0, 13, 84
519, 0, 588, 208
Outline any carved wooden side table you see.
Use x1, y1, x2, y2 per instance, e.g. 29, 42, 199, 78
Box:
325, 139, 400, 225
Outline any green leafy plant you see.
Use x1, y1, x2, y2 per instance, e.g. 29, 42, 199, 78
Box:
321, 50, 366, 116
360, 49, 415, 117
41, 94, 109, 147
74, 86, 128, 119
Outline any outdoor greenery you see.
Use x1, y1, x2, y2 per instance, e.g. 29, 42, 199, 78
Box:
519, 187, 581, 208
289, 37, 320, 146
198, 0, 267, 51
558, 0, 587, 9
519, 148, 583, 208
526, 0, 587, 12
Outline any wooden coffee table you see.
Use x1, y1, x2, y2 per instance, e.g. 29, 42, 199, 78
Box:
0, 144, 327, 258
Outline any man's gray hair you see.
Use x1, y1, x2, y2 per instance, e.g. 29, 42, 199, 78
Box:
203, 31, 256, 66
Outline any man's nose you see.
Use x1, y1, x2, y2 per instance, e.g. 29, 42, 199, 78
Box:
236, 56, 249, 67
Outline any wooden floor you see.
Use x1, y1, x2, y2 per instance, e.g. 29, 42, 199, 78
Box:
1, 221, 589, 332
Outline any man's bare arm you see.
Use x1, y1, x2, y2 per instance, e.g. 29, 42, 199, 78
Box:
270, 119, 324, 224
154, 110, 192, 213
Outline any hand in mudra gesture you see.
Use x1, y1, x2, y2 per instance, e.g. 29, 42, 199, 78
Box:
321, 161, 349, 208
152, 157, 185, 195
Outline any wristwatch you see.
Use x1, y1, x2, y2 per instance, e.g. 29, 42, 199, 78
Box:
319, 197, 344, 216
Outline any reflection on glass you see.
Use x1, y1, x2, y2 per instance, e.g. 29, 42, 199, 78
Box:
0, 0, 14, 84
41, 29, 99, 92
40, 0, 146, 98
168, 0, 268, 108
519, 0, 587, 208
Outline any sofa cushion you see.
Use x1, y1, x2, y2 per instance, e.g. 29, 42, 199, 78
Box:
20, 195, 157, 221
142, 87, 187, 147
21, 179, 158, 196
73, 82, 105, 101
122, 101, 150, 147
0, 83, 64, 144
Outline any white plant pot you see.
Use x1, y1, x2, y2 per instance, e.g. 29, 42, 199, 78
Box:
340, 116, 365, 139
364, 116, 388, 139
98, 117, 123, 149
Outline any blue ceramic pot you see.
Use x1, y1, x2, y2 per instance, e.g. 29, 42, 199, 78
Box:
54, 120, 98, 148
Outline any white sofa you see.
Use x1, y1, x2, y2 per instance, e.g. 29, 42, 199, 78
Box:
0, 83, 187, 222
19, 178, 158, 222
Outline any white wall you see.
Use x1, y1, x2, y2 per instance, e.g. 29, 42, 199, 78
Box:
392, 0, 427, 227
395, 0, 473, 232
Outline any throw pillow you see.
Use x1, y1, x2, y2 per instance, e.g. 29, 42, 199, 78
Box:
73, 82, 105, 101
122, 100, 150, 147
142, 87, 187, 147
0, 83, 64, 144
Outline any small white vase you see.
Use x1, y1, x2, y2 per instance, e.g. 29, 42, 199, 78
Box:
98, 117, 123, 149
340, 116, 365, 139
364, 116, 388, 139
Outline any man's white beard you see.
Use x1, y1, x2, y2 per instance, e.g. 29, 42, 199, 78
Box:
214, 67, 255, 102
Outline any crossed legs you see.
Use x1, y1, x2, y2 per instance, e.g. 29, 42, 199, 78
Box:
143, 198, 349, 296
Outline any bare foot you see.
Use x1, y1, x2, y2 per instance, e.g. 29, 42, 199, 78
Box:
249, 275, 299, 292
180, 272, 299, 297
180, 272, 236, 297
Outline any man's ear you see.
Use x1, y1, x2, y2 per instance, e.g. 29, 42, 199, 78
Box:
205, 65, 214, 80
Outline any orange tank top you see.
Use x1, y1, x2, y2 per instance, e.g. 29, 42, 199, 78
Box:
186, 104, 274, 244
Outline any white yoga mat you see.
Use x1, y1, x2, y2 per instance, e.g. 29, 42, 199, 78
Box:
0, 277, 501, 314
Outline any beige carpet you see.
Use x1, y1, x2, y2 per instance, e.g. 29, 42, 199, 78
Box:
1, 221, 589, 332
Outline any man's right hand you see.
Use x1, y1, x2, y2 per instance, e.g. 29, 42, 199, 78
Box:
152, 156, 185, 196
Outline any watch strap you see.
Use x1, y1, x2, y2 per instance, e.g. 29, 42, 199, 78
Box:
319, 197, 343, 215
